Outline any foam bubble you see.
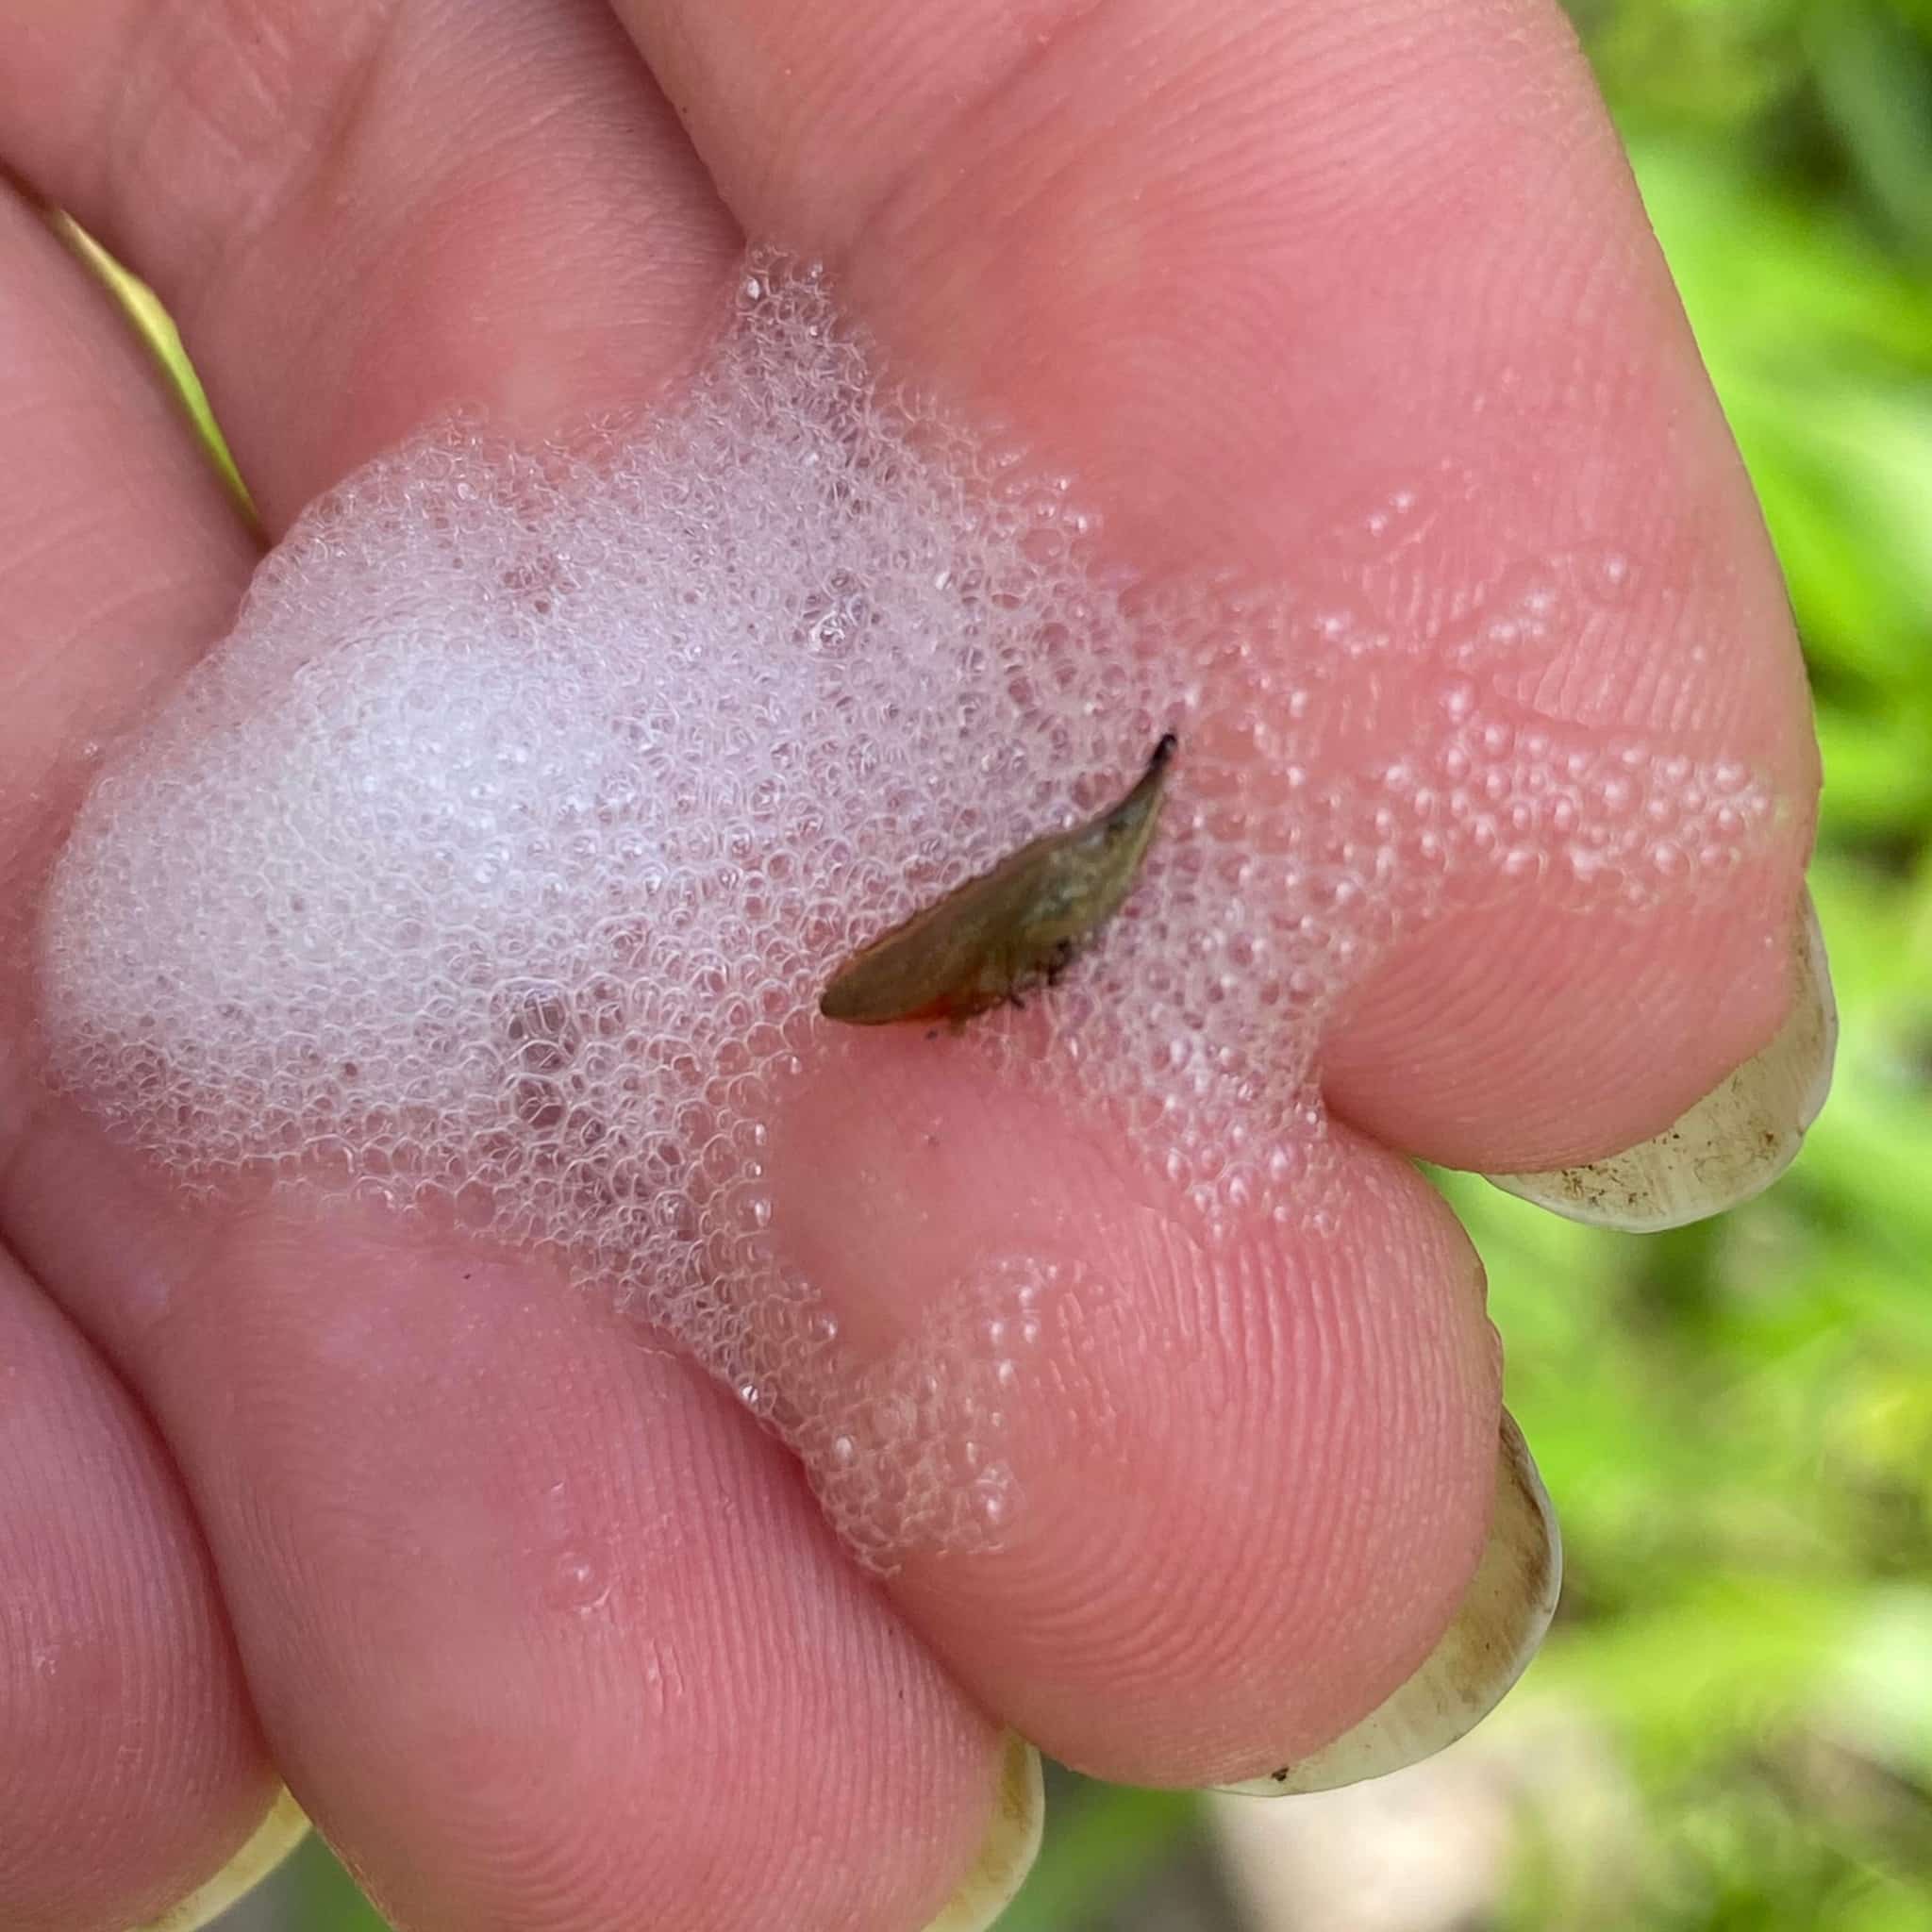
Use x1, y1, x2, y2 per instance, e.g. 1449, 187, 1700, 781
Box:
37, 257, 1777, 1564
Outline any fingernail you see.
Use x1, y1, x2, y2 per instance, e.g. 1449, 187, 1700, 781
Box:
1219, 1408, 1560, 1796
1484, 887, 1836, 1232
132, 1787, 310, 1931
922, 1732, 1044, 1932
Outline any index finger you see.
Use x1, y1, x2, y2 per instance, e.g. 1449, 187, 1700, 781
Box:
615, 0, 1821, 1166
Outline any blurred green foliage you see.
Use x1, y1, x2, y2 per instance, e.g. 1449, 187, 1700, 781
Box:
99, 0, 1927, 1925
1478, 7, 1932, 1923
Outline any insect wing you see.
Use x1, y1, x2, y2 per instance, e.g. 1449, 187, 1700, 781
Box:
817, 847, 1051, 1023
818, 735, 1176, 1027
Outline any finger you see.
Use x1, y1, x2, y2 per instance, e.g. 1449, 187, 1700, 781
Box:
0, 193, 256, 988
770, 1061, 1507, 1779
614, 0, 1822, 1169
6, 1112, 1012, 1932
0, 174, 280, 1927
5, 10, 1024, 1922
1, 0, 740, 531
0, 1247, 274, 1927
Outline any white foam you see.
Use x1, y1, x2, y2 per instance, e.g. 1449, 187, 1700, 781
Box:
37, 258, 1775, 1562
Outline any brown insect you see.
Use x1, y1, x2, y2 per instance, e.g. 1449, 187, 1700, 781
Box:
819, 734, 1177, 1028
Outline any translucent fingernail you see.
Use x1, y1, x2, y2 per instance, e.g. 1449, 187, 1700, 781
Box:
131, 1787, 310, 1931
1219, 1409, 1560, 1796
1485, 887, 1835, 1232
922, 1731, 1044, 1932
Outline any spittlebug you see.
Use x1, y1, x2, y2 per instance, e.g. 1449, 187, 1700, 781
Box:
820, 734, 1176, 1028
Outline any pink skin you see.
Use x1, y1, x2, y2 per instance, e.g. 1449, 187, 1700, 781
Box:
0, 2, 1815, 1928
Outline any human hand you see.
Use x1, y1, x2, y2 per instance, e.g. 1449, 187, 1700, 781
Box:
1, 3, 1831, 1928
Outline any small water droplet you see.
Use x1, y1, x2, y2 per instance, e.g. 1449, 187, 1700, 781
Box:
545, 1548, 614, 1616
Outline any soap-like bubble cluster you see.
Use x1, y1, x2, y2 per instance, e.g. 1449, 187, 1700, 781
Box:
38, 258, 1776, 1563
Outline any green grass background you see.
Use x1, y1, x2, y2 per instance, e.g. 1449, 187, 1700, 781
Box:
98, 0, 1932, 1924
